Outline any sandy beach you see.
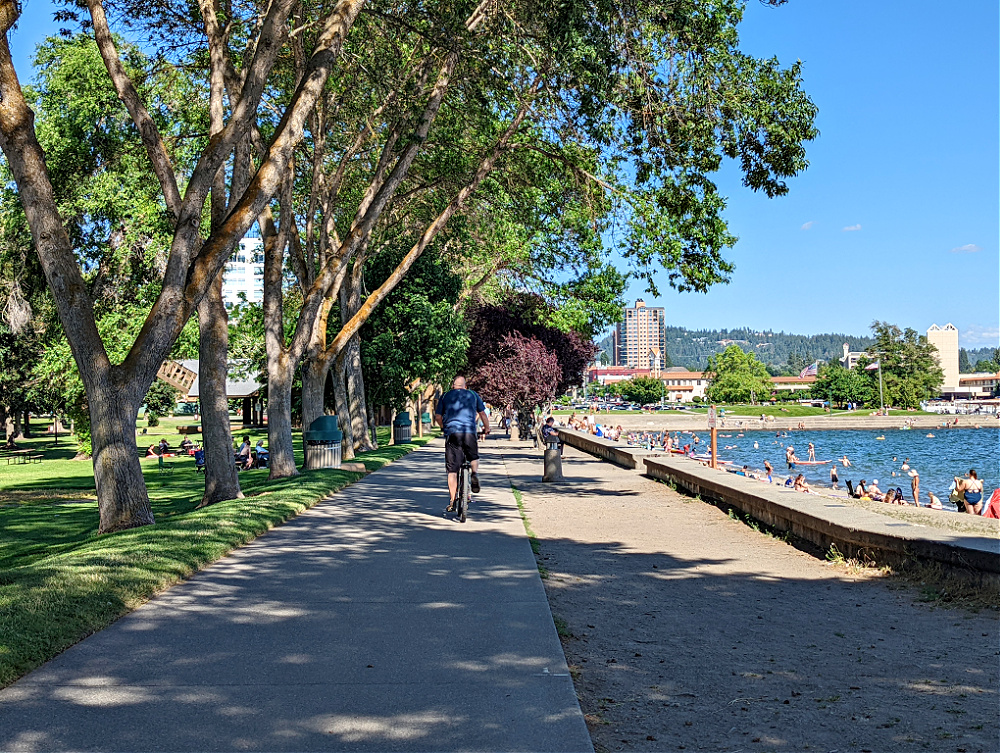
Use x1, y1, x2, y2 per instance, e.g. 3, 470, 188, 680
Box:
499, 441, 1000, 753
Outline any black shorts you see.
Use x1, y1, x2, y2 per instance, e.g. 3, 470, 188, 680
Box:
445, 432, 479, 473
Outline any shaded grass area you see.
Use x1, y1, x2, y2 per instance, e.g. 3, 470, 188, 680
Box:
0, 424, 434, 688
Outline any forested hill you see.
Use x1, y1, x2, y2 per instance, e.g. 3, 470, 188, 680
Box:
597, 327, 875, 374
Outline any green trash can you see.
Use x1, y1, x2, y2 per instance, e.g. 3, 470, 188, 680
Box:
393, 412, 412, 444
303, 415, 344, 469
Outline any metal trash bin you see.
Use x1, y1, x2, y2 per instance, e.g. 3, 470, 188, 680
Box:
303, 415, 344, 469
393, 411, 412, 444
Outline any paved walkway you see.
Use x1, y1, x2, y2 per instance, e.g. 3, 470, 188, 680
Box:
0, 439, 592, 752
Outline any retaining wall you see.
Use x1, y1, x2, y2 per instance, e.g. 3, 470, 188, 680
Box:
558, 429, 636, 469
642, 456, 1000, 577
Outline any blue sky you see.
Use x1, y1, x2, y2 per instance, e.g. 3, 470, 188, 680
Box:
10, 2, 1000, 347
623, 0, 999, 347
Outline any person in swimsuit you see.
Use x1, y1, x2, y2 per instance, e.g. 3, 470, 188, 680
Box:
808, 442, 816, 462
830, 464, 838, 489
959, 469, 983, 514
764, 460, 773, 483
909, 470, 919, 507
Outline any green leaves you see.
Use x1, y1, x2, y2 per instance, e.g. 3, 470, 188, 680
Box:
705, 344, 771, 404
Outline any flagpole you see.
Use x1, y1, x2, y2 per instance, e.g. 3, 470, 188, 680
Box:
878, 361, 884, 415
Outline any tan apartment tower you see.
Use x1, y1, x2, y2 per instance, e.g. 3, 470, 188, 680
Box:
614, 299, 666, 371
926, 323, 959, 392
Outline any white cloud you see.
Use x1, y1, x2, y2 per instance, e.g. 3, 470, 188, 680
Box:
948, 243, 981, 254
800, 221, 814, 230
842, 224, 862, 232
961, 325, 1000, 347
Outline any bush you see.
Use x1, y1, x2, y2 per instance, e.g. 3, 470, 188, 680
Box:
692, 395, 702, 403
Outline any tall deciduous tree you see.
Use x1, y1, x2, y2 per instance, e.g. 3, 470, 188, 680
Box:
274, 0, 817, 474
865, 321, 943, 409
469, 332, 562, 420
705, 345, 772, 404
619, 376, 665, 406
0, 1, 365, 532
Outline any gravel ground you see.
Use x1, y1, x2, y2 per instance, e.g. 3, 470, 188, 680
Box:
498, 442, 1000, 753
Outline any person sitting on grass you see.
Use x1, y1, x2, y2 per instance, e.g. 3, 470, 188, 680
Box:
180, 436, 194, 454
145, 443, 158, 458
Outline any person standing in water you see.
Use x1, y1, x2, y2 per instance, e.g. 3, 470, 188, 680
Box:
909, 469, 920, 507
830, 464, 839, 489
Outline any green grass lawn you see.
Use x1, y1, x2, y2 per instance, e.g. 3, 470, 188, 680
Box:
0, 416, 435, 688
686, 405, 842, 417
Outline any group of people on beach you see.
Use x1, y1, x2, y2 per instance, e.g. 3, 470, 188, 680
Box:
564, 413, 624, 441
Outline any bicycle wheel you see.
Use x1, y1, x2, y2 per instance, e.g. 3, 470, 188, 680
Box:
459, 464, 470, 523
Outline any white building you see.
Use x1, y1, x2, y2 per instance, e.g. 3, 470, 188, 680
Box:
926, 323, 960, 392
221, 236, 265, 308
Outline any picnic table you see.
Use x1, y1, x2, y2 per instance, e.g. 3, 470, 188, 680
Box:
4, 449, 43, 465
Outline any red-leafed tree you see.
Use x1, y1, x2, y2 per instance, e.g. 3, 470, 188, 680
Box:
469, 331, 561, 415
466, 294, 596, 398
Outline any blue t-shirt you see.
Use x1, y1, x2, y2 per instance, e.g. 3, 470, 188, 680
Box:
436, 389, 486, 435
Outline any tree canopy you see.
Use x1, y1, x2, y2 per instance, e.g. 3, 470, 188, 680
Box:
705, 344, 772, 404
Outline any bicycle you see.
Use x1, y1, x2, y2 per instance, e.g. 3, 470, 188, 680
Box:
454, 458, 472, 523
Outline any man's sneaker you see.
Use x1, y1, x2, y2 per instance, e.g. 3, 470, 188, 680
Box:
470, 473, 480, 494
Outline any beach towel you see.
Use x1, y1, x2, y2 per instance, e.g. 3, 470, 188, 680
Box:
983, 489, 1000, 519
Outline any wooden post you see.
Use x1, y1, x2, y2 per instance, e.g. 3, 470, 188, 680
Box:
708, 404, 718, 470
416, 392, 424, 438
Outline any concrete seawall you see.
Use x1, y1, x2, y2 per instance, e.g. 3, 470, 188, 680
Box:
558, 429, 636, 469
558, 430, 1000, 579
558, 412, 997, 432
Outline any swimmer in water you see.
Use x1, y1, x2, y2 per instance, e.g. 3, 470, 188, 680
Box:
753, 441, 759, 449
840, 455, 852, 467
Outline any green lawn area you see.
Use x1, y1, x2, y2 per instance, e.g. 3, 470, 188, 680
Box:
686, 405, 840, 417
0, 416, 435, 688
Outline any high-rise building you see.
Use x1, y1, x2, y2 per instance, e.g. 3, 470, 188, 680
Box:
926, 323, 959, 391
614, 299, 666, 371
221, 236, 265, 308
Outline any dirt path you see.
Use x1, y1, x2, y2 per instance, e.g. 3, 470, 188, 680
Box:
499, 442, 999, 753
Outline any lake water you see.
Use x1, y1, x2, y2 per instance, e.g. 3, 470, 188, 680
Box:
678, 426, 998, 508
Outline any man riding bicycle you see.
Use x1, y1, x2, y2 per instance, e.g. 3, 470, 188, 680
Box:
434, 376, 490, 512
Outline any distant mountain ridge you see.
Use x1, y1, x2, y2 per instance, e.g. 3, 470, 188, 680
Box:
596, 327, 998, 376
598, 326, 875, 374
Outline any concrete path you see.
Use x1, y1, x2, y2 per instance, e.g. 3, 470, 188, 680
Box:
0, 439, 592, 753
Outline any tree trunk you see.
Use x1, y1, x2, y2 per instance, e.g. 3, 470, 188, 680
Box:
266, 353, 299, 479
21, 410, 30, 437
300, 354, 330, 433
344, 333, 374, 450
332, 352, 356, 460
89, 387, 155, 533
197, 274, 243, 507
